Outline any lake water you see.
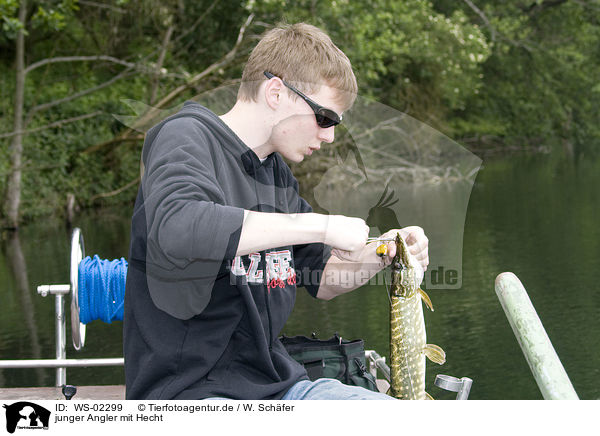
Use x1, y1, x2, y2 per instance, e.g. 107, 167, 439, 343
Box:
1, 153, 598, 399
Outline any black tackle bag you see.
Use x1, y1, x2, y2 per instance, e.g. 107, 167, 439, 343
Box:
280, 333, 379, 392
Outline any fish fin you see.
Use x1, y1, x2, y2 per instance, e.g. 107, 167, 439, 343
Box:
418, 288, 434, 311
425, 392, 434, 400
424, 344, 446, 364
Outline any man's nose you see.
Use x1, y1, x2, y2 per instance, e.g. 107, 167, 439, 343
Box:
318, 126, 335, 143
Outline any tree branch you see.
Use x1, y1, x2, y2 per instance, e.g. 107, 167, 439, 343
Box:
461, 0, 537, 51
571, 0, 600, 11
24, 55, 136, 75
25, 54, 185, 79
523, 0, 570, 14
150, 25, 174, 105
81, 134, 145, 155
77, 0, 126, 13
25, 69, 135, 120
0, 111, 103, 139
173, 0, 220, 46
127, 13, 254, 132
160, 13, 253, 107
89, 176, 141, 202
80, 13, 254, 155
462, 0, 496, 41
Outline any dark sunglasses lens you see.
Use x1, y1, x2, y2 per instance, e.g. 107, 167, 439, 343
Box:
316, 109, 340, 128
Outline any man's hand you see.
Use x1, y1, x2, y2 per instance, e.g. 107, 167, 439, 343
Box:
317, 225, 428, 300
324, 215, 369, 262
379, 226, 429, 271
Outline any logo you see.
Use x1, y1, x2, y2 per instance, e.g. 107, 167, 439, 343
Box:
3, 402, 50, 434
230, 250, 297, 290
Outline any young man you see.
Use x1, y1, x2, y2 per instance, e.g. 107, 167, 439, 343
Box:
123, 23, 429, 400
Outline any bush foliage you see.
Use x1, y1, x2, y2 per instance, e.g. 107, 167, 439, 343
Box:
1, 0, 598, 221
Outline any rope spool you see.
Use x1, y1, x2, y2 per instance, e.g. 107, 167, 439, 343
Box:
78, 256, 127, 324
68, 228, 128, 350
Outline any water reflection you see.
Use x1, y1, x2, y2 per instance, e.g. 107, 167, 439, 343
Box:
2, 231, 46, 386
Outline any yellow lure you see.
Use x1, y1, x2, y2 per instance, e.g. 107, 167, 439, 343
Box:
376, 244, 388, 257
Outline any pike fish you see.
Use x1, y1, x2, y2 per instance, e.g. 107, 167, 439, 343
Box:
385, 233, 446, 400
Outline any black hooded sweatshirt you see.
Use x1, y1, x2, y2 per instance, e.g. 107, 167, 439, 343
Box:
123, 101, 331, 399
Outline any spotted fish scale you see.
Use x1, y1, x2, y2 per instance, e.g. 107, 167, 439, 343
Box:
387, 233, 445, 400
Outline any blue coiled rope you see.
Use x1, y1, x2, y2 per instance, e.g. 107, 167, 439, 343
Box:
78, 255, 128, 324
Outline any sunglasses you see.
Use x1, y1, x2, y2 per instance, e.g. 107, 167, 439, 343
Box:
264, 71, 342, 128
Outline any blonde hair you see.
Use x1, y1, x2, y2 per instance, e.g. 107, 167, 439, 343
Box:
238, 23, 357, 110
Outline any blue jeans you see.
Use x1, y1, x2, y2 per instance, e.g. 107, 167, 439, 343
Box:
205, 378, 396, 400
282, 378, 395, 400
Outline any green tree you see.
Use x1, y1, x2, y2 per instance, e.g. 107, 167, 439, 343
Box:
3, 0, 596, 225
251, 0, 491, 128
0, 0, 254, 226
433, 0, 600, 155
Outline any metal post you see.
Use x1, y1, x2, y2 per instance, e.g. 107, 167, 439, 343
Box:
38, 284, 71, 387
365, 350, 390, 381
495, 272, 578, 400
55, 293, 66, 386
434, 374, 472, 400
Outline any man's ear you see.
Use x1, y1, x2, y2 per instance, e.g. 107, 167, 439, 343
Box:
264, 77, 283, 109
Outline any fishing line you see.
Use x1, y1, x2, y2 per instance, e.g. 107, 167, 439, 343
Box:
78, 255, 128, 324
382, 272, 393, 306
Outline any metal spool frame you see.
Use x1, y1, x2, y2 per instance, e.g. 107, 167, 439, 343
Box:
70, 228, 86, 351
0, 228, 124, 387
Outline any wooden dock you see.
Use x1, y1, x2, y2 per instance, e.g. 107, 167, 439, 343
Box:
0, 385, 125, 400
0, 381, 389, 400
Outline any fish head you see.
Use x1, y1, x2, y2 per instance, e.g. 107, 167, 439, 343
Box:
395, 232, 411, 268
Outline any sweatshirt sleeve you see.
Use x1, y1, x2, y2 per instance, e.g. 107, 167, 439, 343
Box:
140, 116, 244, 318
